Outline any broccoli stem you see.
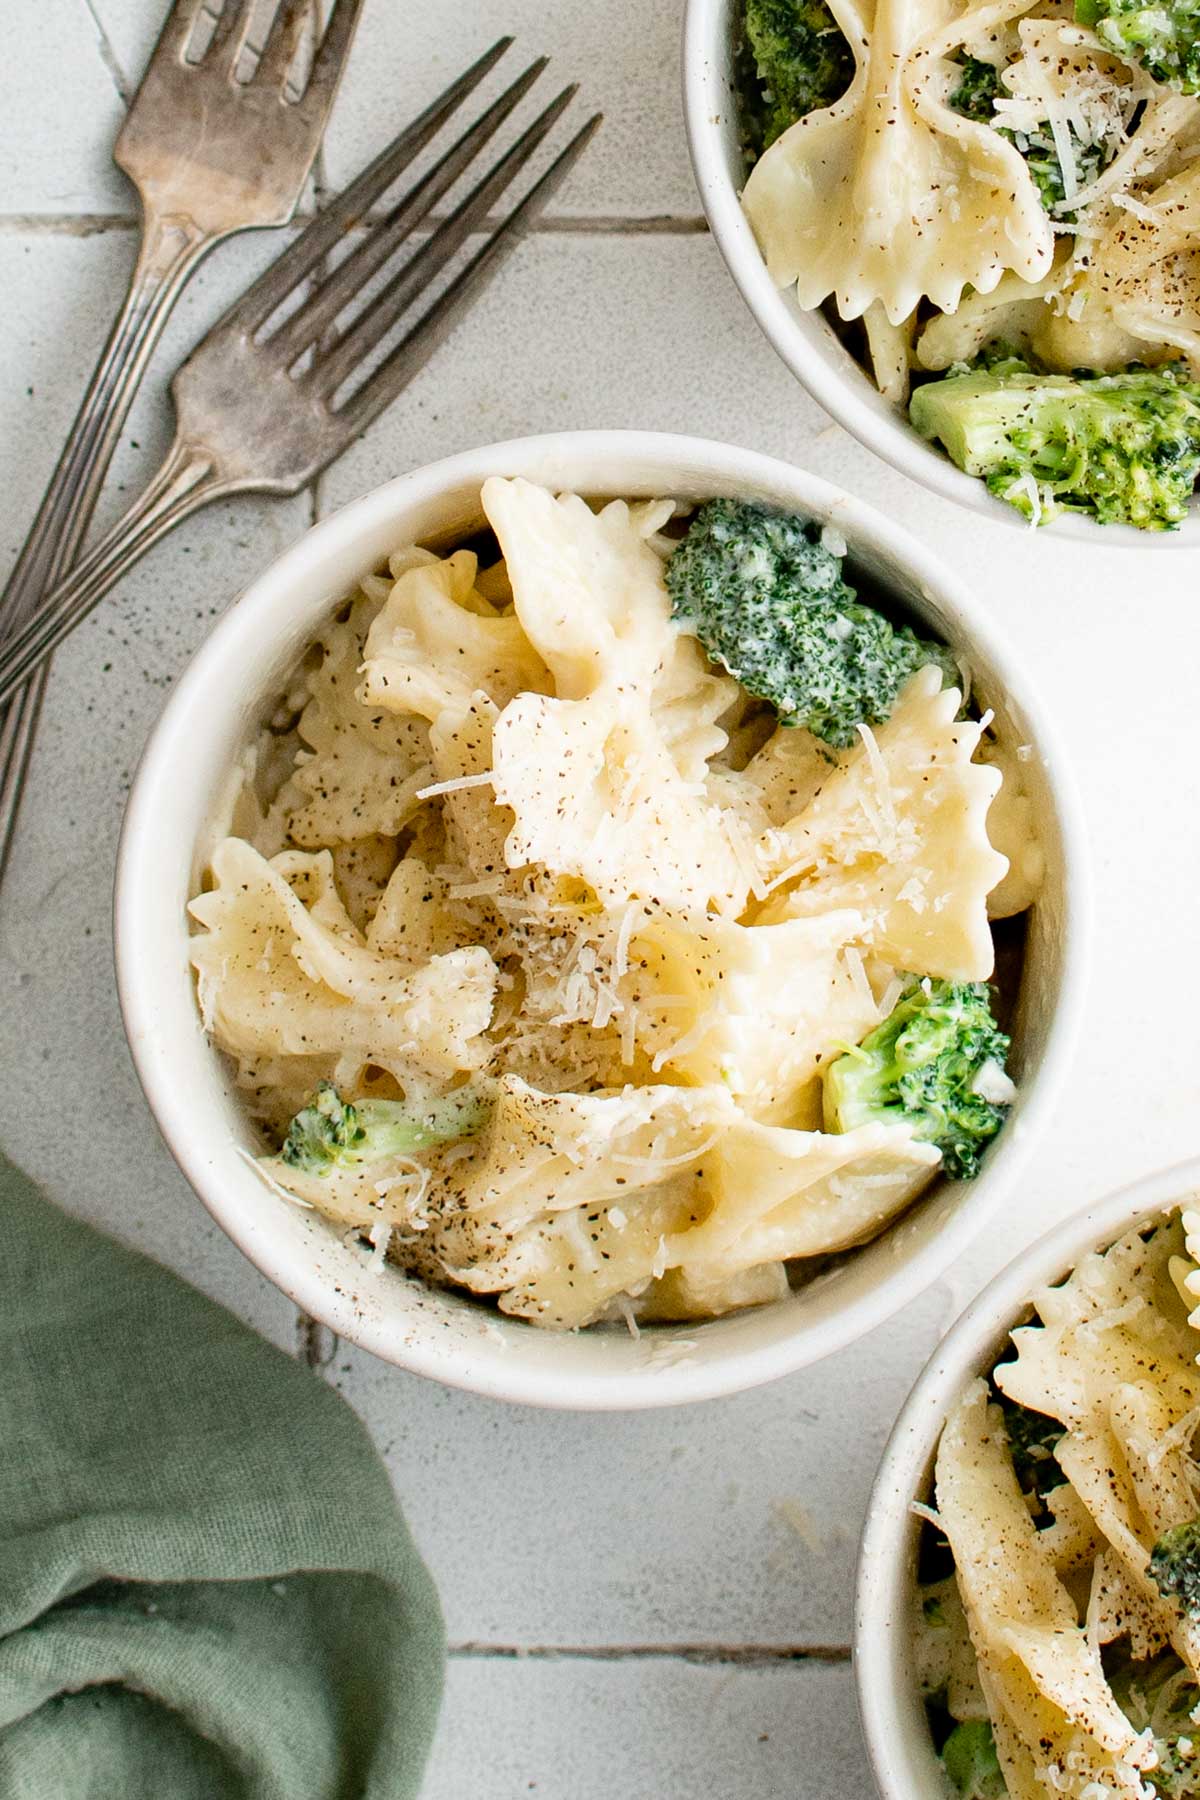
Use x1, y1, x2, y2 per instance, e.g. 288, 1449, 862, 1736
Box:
281, 1082, 487, 1175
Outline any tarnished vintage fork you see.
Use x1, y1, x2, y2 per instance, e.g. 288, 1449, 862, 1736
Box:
0, 43, 600, 712
0, 0, 364, 878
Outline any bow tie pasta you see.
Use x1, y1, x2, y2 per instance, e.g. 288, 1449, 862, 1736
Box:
189, 482, 1038, 1329
916, 1206, 1200, 1798
736, 0, 1200, 527
742, 0, 1054, 322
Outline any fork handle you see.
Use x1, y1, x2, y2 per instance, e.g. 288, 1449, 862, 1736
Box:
0, 440, 231, 713
0, 212, 210, 879
0, 678, 45, 886
0, 212, 209, 639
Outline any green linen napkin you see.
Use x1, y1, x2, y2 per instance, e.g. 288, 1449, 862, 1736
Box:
0, 1153, 445, 1799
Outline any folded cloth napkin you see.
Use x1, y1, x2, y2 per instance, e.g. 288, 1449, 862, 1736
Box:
0, 1153, 445, 1798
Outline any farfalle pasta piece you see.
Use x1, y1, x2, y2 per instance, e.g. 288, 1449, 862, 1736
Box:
491, 693, 749, 915
996, 1218, 1200, 1429
993, 1221, 1200, 1671
935, 1381, 1154, 1795
666, 1115, 940, 1271
1172, 1203, 1200, 1336
482, 476, 748, 915
1054, 1424, 1200, 1674
863, 301, 918, 404
915, 257, 1071, 372
739, 720, 832, 826
623, 902, 880, 1123
366, 856, 479, 965
975, 736, 1045, 919
483, 471, 739, 769
393, 1080, 935, 1323
481, 476, 680, 699
1089, 160, 1200, 371
638, 1260, 791, 1322
400, 1078, 742, 1327
271, 589, 433, 847
741, 0, 1055, 324
189, 838, 497, 1083
754, 667, 1008, 982
360, 546, 550, 722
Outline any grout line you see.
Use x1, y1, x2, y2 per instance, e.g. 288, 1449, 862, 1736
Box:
0, 212, 709, 239
447, 1643, 852, 1667
296, 1312, 338, 1369
78, 0, 133, 104
531, 215, 709, 234
0, 214, 139, 237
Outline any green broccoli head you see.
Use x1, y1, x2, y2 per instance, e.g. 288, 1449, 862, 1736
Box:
910, 360, 1200, 530
823, 980, 1013, 1178
947, 54, 1002, 122
1077, 0, 1200, 92
665, 499, 958, 748
739, 0, 856, 153
281, 1081, 487, 1175
1150, 1518, 1200, 1620
941, 1720, 1007, 1798
1109, 1648, 1200, 1797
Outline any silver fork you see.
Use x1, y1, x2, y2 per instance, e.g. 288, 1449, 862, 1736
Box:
0, 0, 363, 878
0, 45, 600, 713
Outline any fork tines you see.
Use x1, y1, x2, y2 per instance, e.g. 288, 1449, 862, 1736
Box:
167, 0, 362, 110
206, 37, 602, 425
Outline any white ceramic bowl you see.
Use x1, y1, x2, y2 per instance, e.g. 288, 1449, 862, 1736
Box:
682, 0, 1200, 547
116, 429, 1088, 1409
855, 1156, 1200, 1798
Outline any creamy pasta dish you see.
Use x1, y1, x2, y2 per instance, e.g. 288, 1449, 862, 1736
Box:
189, 477, 1040, 1330
738, 0, 1200, 529
919, 1209, 1200, 1797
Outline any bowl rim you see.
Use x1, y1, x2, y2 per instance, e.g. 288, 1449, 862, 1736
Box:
115, 427, 1092, 1408
680, 0, 1200, 549
853, 1154, 1200, 1799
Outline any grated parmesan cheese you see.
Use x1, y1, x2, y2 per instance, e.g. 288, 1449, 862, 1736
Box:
415, 769, 498, 801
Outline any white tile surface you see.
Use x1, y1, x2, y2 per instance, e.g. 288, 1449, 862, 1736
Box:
314, 0, 698, 220
327, 1286, 949, 1650
2, 0, 132, 216
424, 1655, 866, 1800
6, 1, 1200, 1796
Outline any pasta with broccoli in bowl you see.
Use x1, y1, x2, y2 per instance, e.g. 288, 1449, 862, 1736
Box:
115, 433, 1085, 1407
857, 1159, 1200, 1800
685, 0, 1200, 536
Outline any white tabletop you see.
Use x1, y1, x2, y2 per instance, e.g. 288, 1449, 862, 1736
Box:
3, 2, 1197, 1794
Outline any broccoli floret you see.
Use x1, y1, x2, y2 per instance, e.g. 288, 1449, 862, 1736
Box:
941, 1720, 1007, 1798
1077, 0, 1200, 92
1109, 1648, 1200, 1797
281, 1081, 487, 1175
738, 0, 856, 154
946, 53, 1106, 215
665, 499, 957, 748
1150, 1519, 1200, 1620
910, 361, 1200, 530
948, 53, 1002, 122
995, 1389, 1066, 1510
823, 980, 1013, 1178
